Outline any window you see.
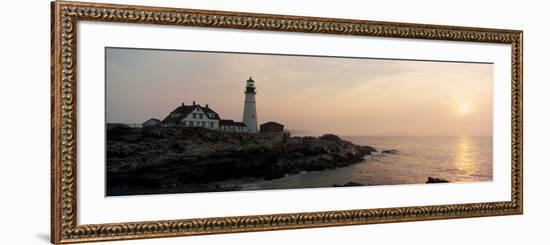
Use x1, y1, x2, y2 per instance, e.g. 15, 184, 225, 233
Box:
201, 121, 206, 127
199, 114, 203, 119
209, 122, 214, 128
189, 121, 193, 126
193, 113, 197, 119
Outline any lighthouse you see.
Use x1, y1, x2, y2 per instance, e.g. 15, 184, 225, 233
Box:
242, 76, 258, 132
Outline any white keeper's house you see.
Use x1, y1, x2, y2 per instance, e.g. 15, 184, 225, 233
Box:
158, 77, 265, 133
162, 101, 223, 129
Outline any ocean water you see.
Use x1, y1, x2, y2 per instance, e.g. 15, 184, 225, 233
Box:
240, 135, 492, 190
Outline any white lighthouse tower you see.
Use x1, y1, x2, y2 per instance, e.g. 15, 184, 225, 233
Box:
242, 76, 258, 132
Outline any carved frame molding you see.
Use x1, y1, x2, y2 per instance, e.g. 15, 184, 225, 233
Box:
51, 1, 523, 243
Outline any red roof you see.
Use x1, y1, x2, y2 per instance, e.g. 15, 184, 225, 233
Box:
219, 119, 246, 127
261, 121, 284, 127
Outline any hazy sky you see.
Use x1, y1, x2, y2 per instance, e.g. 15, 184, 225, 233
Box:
106, 48, 493, 136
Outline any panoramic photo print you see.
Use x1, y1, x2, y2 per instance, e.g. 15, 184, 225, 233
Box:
105, 47, 493, 196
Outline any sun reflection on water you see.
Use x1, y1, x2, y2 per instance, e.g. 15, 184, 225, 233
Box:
454, 136, 478, 180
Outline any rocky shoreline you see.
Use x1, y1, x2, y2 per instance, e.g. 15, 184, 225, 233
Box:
106, 126, 377, 196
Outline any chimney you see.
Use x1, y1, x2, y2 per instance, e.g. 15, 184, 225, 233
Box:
181, 102, 185, 106
205, 104, 209, 108
193, 101, 196, 106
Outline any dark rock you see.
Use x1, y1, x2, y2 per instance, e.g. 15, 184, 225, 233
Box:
106, 127, 377, 195
106, 123, 130, 131
426, 177, 450, 183
382, 149, 399, 154
359, 145, 377, 155
333, 181, 363, 187
344, 181, 363, 186
319, 154, 334, 162
319, 134, 341, 142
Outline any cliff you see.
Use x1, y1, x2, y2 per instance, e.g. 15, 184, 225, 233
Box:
106, 126, 376, 195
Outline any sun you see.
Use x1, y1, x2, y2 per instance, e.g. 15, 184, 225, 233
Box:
458, 104, 470, 114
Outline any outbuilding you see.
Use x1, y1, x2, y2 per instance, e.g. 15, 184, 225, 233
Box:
260, 121, 284, 133
142, 118, 162, 128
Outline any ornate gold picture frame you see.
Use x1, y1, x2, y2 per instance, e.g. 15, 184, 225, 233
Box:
51, 1, 523, 243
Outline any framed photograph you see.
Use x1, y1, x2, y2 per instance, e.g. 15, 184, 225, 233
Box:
51, 1, 523, 243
